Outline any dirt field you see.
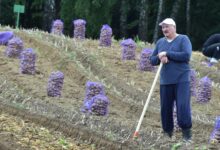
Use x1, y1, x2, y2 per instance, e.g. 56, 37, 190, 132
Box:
0, 26, 220, 149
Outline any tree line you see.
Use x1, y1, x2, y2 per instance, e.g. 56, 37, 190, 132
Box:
1, 0, 220, 50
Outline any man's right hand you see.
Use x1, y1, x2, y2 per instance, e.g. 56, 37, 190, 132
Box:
158, 51, 167, 59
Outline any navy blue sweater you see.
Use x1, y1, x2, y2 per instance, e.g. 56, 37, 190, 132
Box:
150, 34, 192, 85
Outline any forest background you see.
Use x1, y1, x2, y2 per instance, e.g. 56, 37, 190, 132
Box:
1, 0, 220, 50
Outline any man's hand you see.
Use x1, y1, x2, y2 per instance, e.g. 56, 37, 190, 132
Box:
158, 51, 167, 59
160, 56, 169, 64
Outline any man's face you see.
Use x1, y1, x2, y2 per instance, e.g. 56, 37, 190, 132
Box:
161, 24, 176, 38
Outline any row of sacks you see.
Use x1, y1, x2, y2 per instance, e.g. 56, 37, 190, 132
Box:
4, 31, 157, 73
51, 19, 154, 69
51, 19, 156, 72
51, 19, 112, 47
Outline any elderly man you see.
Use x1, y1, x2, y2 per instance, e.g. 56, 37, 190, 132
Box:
150, 18, 192, 142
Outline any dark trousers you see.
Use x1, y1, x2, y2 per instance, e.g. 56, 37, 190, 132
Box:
202, 43, 220, 59
160, 82, 192, 133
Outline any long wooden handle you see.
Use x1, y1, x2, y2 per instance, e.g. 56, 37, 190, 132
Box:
133, 63, 163, 138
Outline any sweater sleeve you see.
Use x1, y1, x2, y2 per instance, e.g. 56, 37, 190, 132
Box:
166, 35, 192, 62
150, 41, 160, 66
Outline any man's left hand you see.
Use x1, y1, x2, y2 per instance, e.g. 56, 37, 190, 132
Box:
160, 56, 169, 64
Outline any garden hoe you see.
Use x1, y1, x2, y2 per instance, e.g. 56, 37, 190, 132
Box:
133, 63, 163, 139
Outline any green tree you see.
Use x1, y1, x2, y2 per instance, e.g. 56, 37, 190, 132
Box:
73, 0, 117, 38
60, 0, 77, 35
43, 0, 55, 32
191, 0, 220, 50
153, 0, 164, 43
138, 0, 149, 41
120, 0, 130, 38
0, 0, 16, 26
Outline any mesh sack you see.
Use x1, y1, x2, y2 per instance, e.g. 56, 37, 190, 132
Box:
73, 19, 86, 39
51, 19, 64, 35
89, 94, 110, 116
5, 37, 23, 58
190, 69, 197, 97
84, 81, 105, 100
20, 48, 36, 75
82, 81, 105, 112
138, 48, 154, 71
210, 116, 220, 143
120, 38, 136, 60
47, 71, 64, 97
196, 76, 212, 103
173, 101, 181, 131
99, 24, 112, 47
